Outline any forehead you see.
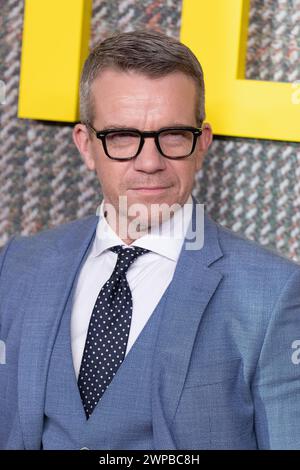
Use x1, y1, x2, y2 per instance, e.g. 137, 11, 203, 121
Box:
90, 69, 197, 126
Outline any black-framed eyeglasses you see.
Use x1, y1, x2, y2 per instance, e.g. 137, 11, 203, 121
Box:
86, 124, 203, 161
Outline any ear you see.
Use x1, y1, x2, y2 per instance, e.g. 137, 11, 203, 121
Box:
72, 123, 96, 171
199, 122, 213, 151
195, 122, 213, 171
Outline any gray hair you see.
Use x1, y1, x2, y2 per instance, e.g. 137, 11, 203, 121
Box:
80, 30, 205, 126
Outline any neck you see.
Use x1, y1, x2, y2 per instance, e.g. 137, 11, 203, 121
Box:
102, 198, 191, 245
103, 203, 151, 244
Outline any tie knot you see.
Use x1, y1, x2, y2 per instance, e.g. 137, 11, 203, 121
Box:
110, 245, 149, 275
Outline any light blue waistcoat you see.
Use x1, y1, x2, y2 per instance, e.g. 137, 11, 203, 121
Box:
42, 275, 168, 450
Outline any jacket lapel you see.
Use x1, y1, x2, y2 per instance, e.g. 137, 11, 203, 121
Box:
18, 216, 98, 449
152, 208, 224, 449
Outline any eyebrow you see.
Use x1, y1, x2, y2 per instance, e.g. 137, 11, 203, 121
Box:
101, 123, 195, 130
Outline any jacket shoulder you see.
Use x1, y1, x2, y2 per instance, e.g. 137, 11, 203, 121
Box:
2, 215, 97, 252
0, 215, 98, 273
210, 216, 300, 275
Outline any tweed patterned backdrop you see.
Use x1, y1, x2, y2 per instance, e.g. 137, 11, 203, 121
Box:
0, 0, 299, 260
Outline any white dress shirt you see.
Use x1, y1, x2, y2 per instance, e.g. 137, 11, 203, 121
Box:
71, 196, 193, 378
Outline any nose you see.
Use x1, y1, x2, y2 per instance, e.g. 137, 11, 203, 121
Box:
133, 137, 167, 173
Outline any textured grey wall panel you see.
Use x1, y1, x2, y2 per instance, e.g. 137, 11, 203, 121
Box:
0, 0, 299, 262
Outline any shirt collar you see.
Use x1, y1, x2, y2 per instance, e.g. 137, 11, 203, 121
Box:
91, 195, 193, 262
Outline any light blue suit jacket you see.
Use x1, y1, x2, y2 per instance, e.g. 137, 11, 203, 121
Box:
1, 207, 300, 449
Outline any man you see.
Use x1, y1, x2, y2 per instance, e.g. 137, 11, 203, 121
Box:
1, 30, 300, 450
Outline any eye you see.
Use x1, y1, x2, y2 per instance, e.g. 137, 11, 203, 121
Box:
159, 129, 193, 143
106, 131, 140, 146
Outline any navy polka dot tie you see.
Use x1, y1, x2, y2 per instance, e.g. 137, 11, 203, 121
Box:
78, 245, 149, 419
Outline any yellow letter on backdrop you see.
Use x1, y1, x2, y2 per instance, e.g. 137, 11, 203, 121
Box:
18, 0, 92, 122
181, 0, 300, 142
18, 0, 300, 141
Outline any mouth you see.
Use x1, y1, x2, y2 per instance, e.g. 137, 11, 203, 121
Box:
129, 186, 172, 194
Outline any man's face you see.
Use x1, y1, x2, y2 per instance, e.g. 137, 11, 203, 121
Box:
74, 69, 212, 231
